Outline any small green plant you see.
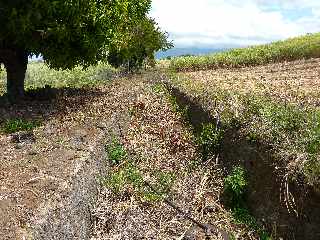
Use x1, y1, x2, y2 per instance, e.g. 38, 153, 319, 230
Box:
197, 123, 224, 160
2, 118, 40, 134
232, 208, 271, 240
153, 171, 176, 194
168, 94, 180, 112
246, 132, 258, 143
224, 166, 247, 208
224, 167, 271, 239
151, 83, 167, 94
258, 103, 305, 135
106, 138, 127, 165
103, 160, 175, 202
103, 162, 143, 194
104, 169, 127, 193
167, 93, 190, 120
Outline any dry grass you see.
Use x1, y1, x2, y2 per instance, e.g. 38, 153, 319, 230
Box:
183, 58, 320, 107
0, 71, 154, 239
168, 58, 320, 189
91, 72, 258, 240
0, 65, 257, 239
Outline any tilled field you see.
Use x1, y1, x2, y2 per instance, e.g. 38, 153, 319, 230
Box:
182, 58, 320, 107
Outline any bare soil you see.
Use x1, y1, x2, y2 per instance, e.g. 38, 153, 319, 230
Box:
183, 58, 320, 107
0, 77, 154, 239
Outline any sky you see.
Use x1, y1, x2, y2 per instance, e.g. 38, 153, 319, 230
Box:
150, 0, 320, 48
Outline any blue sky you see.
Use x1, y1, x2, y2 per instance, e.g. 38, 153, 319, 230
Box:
150, 0, 320, 48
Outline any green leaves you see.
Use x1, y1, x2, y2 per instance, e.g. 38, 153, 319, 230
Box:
2, 118, 40, 134
197, 123, 224, 160
107, 17, 173, 71
106, 138, 127, 165
0, 0, 152, 70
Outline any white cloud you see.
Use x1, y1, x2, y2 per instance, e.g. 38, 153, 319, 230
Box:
150, 0, 320, 48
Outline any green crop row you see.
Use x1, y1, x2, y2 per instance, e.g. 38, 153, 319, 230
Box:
170, 33, 320, 71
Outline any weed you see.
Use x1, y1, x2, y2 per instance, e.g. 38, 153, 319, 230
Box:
258, 103, 305, 135
168, 94, 180, 112
171, 70, 320, 187
223, 167, 271, 239
224, 166, 247, 208
303, 159, 320, 187
2, 118, 40, 134
152, 171, 176, 194
106, 138, 127, 165
246, 132, 258, 143
232, 208, 271, 240
103, 160, 175, 202
103, 161, 143, 194
104, 169, 127, 193
125, 163, 144, 189
167, 93, 190, 121
197, 123, 224, 160
232, 207, 257, 228
151, 83, 166, 94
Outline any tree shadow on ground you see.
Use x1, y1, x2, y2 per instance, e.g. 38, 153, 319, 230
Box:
0, 85, 107, 124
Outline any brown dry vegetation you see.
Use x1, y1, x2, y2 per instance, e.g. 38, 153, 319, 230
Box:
0, 76, 150, 239
1, 50, 320, 239
91, 72, 259, 239
0, 69, 257, 239
169, 58, 320, 188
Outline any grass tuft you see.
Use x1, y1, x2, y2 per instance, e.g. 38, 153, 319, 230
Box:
2, 118, 40, 134
106, 138, 127, 165
197, 123, 224, 160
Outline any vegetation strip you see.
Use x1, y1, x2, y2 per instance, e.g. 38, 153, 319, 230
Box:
91, 74, 265, 239
106, 136, 231, 239
164, 56, 320, 238
170, 33, 320, 71
164, 82, 272, 239
167, 68, 320, 189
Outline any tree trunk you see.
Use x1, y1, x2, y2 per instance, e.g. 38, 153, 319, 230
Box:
0, 48, 28, 102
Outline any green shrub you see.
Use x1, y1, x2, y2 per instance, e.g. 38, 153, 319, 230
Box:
224, 167, 271, 239
224, 166, 247, 208
103, 161, 175, 202
197, 123, 224, 159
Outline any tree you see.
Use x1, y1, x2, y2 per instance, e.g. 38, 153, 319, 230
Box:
107, 17, 173, 71
0, 0, 151, 101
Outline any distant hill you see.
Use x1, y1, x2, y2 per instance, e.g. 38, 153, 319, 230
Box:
156, 48, 227, 59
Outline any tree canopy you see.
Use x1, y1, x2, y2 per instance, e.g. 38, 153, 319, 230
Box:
0, 0, 152, 101
107, 17, 173, 71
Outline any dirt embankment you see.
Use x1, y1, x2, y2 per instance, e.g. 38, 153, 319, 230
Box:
2, 59, 319, 240
166, 58, 320, 240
